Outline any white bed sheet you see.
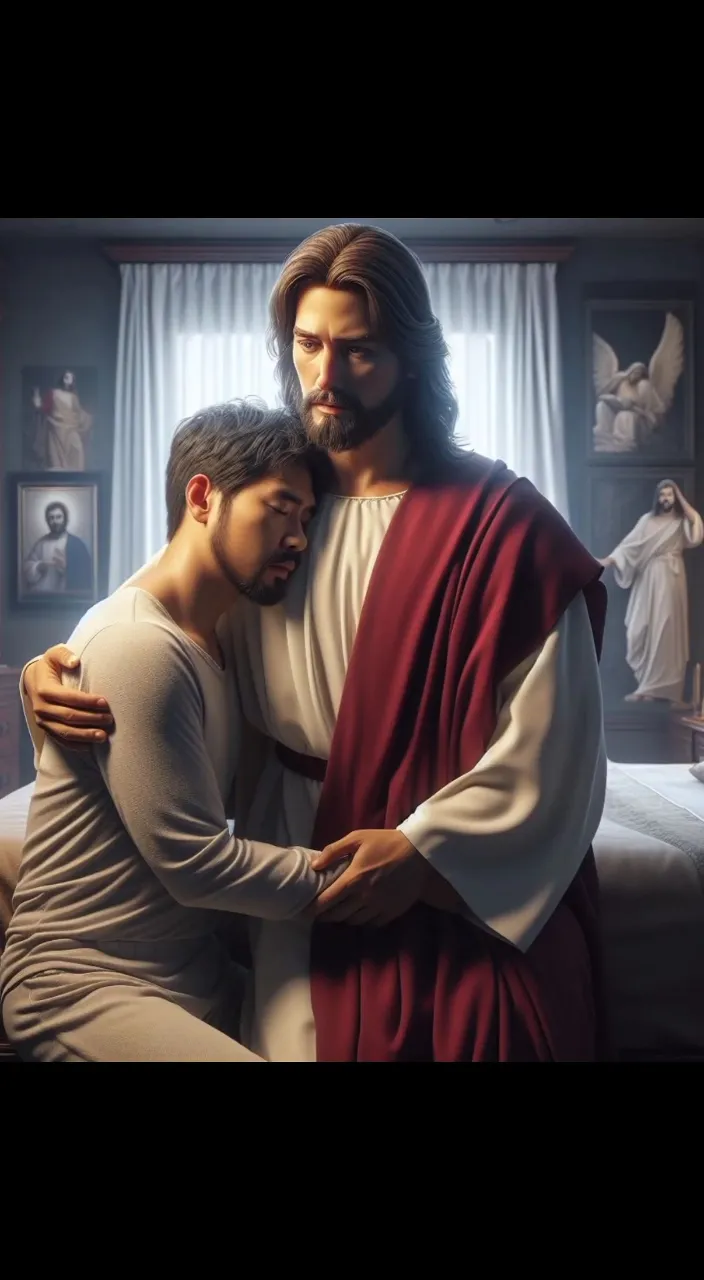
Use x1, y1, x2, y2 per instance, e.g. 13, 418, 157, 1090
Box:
612, 760, 704, 821
594, 762, 704, 1057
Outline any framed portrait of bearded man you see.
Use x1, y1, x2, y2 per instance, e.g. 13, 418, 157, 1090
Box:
9, 472, 105, 609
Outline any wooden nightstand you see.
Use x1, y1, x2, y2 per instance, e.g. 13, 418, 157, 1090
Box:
0, 668, 21, 800
672, 713, 704, 764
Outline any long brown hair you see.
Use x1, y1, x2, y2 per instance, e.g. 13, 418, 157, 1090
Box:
267, 223, 464, 473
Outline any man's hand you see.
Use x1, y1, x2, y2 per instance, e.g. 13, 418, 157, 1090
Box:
307, 830, 430, 927
671, 482, 695, 518
25, 646, 114, 747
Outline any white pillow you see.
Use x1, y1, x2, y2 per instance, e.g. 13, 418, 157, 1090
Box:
690, 761, 704, 783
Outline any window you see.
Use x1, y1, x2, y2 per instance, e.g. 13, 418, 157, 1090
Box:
175, 332, 279, 421
445, 332, 497, 456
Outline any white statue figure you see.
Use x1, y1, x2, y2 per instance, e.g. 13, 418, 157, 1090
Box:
599, 480, 703, 704
592, 313, 685, 453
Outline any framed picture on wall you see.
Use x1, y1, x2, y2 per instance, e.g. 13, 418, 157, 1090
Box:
8, 472, 104, 609
586, 296, 695, 462
21, 366, 98, 472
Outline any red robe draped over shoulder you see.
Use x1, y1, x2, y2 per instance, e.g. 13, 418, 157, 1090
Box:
309, 455, 608, 1063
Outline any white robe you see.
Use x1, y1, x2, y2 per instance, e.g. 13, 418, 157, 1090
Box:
23, 532, 69, 594
231, 492, 607, 1063
608, 510, 704, 702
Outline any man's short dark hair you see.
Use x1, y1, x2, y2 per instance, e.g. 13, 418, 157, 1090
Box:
45, 501, 69, 525
165, 397, 322, 540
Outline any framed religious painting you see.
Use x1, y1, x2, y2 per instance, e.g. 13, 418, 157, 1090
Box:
8, 472, 106, 610
21, 366, 98, 471
585, 294, 695, 464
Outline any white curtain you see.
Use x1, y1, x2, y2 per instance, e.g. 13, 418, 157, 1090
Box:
110, 259, 567, 590
110, 263, 283, 590
426, 263, 568, 515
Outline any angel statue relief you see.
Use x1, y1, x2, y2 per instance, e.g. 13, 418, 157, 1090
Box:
592, 313, 685, 453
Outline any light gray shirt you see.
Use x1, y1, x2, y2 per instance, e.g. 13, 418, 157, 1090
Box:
0, 588, 332, 1001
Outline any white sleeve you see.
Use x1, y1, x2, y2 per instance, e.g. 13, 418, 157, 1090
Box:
683, 509, 704, 547
609, 516, 647, 589
69, 620, 336, 921
397, 591, 606, 953
23, 540, 45, 586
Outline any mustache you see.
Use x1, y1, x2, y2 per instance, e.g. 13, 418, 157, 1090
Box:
306, 390, 360, 413
265, 551, 302, 571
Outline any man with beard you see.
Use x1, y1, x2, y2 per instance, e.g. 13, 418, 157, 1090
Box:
24, 500, 94, 595
599, 479, 703, 703
1, 400, 344, 1063
22, 224, 609, 1063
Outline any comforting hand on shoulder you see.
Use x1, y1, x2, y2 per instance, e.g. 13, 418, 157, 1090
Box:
25, 645, 114, 747
307, 829, 429, 927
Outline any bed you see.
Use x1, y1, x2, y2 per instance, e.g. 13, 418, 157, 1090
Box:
594, 761, 704, 1060
1, 764, 704, 1061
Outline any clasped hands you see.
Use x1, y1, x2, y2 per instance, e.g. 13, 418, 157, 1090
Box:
306, 829, 466, 928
